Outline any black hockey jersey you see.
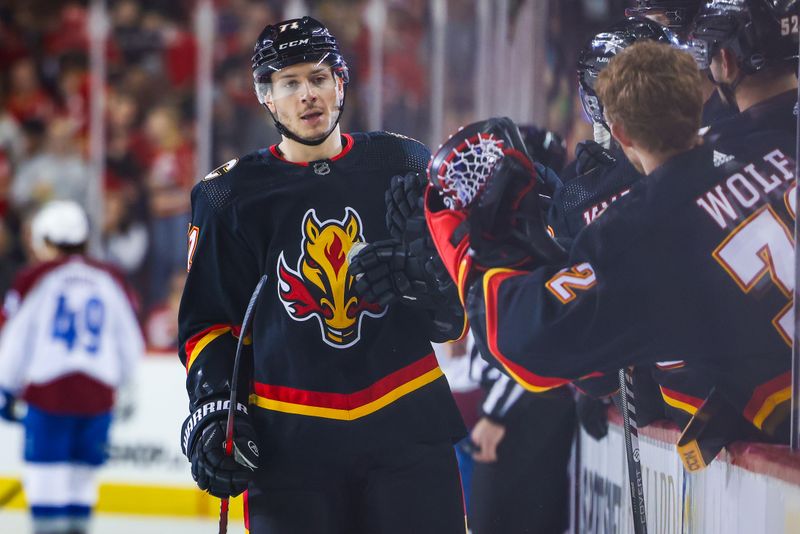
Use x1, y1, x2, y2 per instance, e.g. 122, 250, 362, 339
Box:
467, 130, 795, 436
705, 89, 797, 143
700, 90, 737, 128
179, 132, 465, 444
655, 89, 798, 430
549, 147, 642, 242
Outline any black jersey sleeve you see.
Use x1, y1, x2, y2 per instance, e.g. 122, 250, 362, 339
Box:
464, 215, 659, 392
178, 179, 261, 410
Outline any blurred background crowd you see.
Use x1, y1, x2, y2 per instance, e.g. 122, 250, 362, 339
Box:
0, 0, 628, 352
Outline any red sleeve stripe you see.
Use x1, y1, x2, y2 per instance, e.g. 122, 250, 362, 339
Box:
659, 386, 704, 416
250, 353, 442, 420
184, 324, 234, 372
482, 268, 583, 392
743, 371, 792, 430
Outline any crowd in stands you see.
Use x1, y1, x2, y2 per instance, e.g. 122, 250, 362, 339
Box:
0, 0, 622, 350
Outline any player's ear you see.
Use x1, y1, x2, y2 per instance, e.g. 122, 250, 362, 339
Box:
609, 122, 632, 149
336, 77, 345, 100
718, 48, 738, 83
265, 91, 276, 114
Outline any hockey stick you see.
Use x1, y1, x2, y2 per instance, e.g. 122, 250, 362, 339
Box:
219, 274, 268, 534
618, 367, 647, 534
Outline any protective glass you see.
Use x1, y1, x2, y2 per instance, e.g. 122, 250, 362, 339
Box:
269, 69, 338, 101
253, 57, 342, 105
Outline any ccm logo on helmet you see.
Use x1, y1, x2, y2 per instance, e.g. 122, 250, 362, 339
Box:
279, 39, 309, 50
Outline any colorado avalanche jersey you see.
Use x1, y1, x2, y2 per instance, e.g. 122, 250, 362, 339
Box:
0, 256, 143, 415
467, 129, 796, 437
179, 132, 465, 445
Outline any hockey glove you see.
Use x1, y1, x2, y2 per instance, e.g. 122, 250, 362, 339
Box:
575, 140, 616, 176
469, 152, 566, 269
385, 171, 427, 242
576, 394, 610, 441
424, 185, 474, 303
181, 398, 260, 498
0, 390, 23, 423
349, 239, 441, 308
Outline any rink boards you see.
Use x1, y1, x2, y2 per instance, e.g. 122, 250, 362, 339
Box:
577, 410, 800, 533
3, 355, 800, 530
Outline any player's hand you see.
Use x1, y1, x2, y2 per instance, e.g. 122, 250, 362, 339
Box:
0, 390, 24, 423
470, 417, 506, 463
349, 239, 435, 307
575, 140, 616, 176
386, 172, 426, 242
190, 416, 260, 498
576, 394, 611, 441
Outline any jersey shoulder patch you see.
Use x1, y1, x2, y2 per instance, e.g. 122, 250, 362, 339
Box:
203, 158, 239, 181
196, 153, 263, 212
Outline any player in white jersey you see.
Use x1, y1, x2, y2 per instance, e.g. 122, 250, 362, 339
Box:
0, 200, 143, 534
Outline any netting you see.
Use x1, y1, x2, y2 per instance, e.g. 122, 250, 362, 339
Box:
434, 133, 506, 210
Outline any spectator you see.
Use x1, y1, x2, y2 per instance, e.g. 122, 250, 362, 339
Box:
142, 104, 193, 305
11, 116, 89, 211
5, 58, 57, 125
101, 180, 148, 278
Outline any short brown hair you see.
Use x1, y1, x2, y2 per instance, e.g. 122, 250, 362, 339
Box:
596, 41, 703, 153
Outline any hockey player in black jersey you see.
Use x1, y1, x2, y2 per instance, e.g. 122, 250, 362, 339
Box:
425, 40, 795, 454
692, 0, 798, 142
645, 0, 799, 440
178, 17, 465, 533
625, 0, 736, 125
552, 16, 679, 243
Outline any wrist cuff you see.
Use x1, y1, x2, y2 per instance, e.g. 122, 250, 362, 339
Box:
180, 398, 250, 458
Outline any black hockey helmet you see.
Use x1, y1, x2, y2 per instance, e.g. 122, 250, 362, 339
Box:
251, 17, 350, 146
518, 125, 567, 172
626, 0, 703, 33
577, 17, 680, 128
689, 0, 799, 73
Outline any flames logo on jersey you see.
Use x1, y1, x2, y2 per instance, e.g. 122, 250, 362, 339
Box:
277, 208, 385, 348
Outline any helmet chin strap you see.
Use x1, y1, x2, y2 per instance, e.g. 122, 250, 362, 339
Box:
707, 69, 744, 111
265, 90, 347, 147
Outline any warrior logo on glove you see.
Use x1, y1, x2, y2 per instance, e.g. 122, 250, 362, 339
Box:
277, 207, 386, 348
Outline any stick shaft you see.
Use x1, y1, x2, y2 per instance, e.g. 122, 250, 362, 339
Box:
619, 368, 647, 534
218, 274, 268, 534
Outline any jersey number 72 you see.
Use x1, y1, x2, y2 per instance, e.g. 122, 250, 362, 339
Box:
713, 199, 794, 345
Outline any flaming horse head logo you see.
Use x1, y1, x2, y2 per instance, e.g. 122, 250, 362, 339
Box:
277, 207, 385, 348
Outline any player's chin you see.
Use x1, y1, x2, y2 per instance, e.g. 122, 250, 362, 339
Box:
296, 123, 333, 143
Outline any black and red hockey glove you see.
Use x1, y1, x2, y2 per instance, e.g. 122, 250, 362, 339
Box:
181, 398, 260, 498
468, 151, 566, 269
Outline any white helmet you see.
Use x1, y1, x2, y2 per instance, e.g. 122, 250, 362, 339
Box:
31, 200, 89, 253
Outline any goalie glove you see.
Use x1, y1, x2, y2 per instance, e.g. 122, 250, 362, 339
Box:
181, 398, 260, 498
469, 152, 566, 269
